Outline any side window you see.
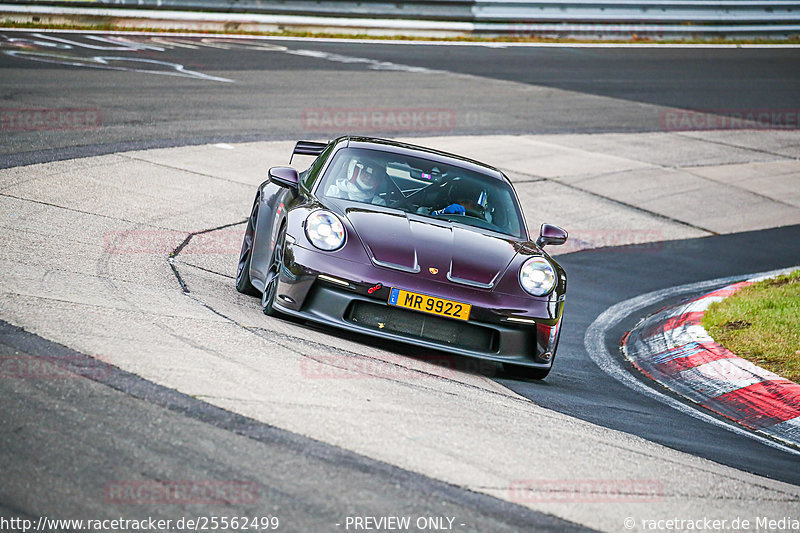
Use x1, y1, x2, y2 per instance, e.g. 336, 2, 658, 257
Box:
301, 143, 335, 193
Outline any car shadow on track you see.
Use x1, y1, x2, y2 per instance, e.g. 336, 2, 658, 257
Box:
292, 315, 552, 384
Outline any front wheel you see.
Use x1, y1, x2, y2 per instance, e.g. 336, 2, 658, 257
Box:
236, 197, 261, 297
262, 225, 286, 317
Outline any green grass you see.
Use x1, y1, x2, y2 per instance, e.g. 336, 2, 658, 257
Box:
3, 20, 800, 45
703, 270, 800, 383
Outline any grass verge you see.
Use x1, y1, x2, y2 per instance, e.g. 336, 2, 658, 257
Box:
703, 270, 800, 383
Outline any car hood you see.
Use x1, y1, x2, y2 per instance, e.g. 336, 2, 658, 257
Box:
345, 209, 518, 288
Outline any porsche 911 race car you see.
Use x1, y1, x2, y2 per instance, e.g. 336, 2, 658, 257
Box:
236, 136, 567, 379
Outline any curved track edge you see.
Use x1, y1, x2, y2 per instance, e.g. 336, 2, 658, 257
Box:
585, 268, 800, 456
622, 269, 800, 448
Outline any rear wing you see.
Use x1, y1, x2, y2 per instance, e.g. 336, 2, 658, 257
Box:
290, 140, 328, 165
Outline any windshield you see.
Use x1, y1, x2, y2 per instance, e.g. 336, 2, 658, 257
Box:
318, 147, 525, 238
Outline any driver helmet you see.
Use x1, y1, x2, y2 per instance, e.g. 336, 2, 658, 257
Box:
352, 158, 381, 192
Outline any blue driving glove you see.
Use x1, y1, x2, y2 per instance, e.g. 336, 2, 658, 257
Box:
433, 203, 466, 216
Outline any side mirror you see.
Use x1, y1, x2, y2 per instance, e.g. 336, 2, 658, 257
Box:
268, 166, 299, 191
536, 223, 568, 248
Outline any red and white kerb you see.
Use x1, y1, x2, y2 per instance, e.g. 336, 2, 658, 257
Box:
623, 279, 800, 447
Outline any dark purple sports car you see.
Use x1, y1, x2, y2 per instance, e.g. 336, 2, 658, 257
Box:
236, 136, 568, 379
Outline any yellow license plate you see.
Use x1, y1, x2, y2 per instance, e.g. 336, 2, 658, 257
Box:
388, 288, 471, 321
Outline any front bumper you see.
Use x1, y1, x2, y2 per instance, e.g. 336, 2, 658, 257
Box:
273, 240, 563, 368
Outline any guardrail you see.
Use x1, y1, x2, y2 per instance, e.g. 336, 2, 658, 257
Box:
9, 0, 476, 20
474, 0, 800, 37
4, 0, 800, 37
475, 0, 800, 23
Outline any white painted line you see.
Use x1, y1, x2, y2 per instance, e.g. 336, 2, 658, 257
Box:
682, 295, 726, 313
3, 50, 235, 83
763, 416, 800, 442
677, 358, 779, 399
683, 324, 715, 343
699, 356, 783, 384
286, 49, 437, 73
584, 267, 800, 455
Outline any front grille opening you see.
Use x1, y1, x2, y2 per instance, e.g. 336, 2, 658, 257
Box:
347, 301, 498, 353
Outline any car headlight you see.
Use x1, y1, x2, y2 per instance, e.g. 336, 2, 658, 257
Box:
305, 210, 345, 251
519, 256, 556, 296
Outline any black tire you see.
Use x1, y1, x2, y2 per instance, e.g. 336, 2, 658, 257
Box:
262, 224, 286, 317
236, 197, 261, 296
505, 364, 551, 380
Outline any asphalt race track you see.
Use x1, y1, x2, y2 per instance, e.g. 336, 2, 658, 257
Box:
2, 30, 800, 532
3, 31, 800, 166
0, 321, 587, 532
509, 226, 800, 482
